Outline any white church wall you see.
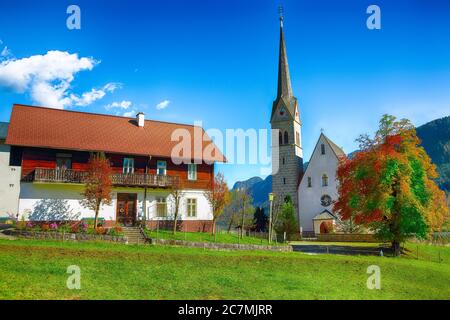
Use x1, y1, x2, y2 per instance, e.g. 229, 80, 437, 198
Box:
298, 135, 340, 233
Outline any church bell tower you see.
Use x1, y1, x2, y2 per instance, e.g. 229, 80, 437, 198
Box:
271, 10, 303, 212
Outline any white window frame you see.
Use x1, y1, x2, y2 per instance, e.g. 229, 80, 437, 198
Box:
157, 160, 167, 176
322, 174, 329, 187
56, 153, 72, 170
186, 198, 197, 217
123, 157, 134, 174
156, 197, 167, 217
187, 164, 197, 181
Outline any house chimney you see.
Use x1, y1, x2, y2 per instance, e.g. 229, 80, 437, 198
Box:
136, 112, 145, 127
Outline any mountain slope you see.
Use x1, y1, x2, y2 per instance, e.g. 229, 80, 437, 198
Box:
416, 116, 450, 192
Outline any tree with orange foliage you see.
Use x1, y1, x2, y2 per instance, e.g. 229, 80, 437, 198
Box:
334, 115, 449, 256
204, 172, 230, 235
80, 153, 113, 230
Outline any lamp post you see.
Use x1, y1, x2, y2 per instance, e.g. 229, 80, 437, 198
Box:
268, 192, 274, 244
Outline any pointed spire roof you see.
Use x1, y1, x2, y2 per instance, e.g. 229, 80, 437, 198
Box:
276, 15, 293, 100
271, 12, 299, 123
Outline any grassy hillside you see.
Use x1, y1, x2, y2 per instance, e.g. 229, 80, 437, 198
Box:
0, 239, 448, 300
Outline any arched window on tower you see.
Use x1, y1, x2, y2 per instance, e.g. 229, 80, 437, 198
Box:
279, 131, 283, 145
296, 131, 300, 146
321, 143, 326, 155
284, 131, 289, 145
322, 174, 328, 187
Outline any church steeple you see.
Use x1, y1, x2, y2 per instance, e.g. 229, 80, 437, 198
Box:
271, 8, 298, 122
276, 13, 293, 99
270, 7, 303, 218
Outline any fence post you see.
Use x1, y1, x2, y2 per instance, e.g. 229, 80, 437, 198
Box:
156, 221, 159, 244
416, 245, 419, 260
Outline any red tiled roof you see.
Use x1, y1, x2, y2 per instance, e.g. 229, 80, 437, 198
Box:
6, 104, 225, 162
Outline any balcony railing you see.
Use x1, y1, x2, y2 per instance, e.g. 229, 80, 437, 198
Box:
34, 168, 88, 184
33, 168, 178, 188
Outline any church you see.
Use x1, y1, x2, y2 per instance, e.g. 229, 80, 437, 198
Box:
270, 13, 345, 236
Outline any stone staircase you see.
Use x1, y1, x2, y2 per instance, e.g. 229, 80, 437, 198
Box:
122, 227, 147, 245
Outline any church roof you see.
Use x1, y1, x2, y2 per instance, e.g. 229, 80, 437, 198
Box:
322, 134, 345, 157
276, 17, 293, 100
271, 16, 298, 121
313, 210, 338, 220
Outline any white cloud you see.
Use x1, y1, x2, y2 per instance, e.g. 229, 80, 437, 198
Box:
156, 99, 170, 110
0, 50, 119, 109
1, 46, 11, 57
122, 109, 137, 117
105, 100, 132, 110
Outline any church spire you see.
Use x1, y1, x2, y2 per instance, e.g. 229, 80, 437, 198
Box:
276, 7, 293, 99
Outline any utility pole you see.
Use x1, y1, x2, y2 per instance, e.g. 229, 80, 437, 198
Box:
268, 193, 274, 244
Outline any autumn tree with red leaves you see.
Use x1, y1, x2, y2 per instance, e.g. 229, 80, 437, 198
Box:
80, 153, 113, 230
334, 115, 449, 256
204, 172, 230, 235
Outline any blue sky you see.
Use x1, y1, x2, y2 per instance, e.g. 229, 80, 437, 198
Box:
0, 0, 449, 187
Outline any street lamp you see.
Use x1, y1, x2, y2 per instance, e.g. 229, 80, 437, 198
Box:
268, 193, 274, 244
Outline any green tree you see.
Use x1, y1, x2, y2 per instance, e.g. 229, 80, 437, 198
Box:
275, 197, 298, 241
80, 153, 112, 230
334, 115, 449, 256
253, 207, 268, 232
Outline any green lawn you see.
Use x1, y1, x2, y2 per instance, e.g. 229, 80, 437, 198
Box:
0, 239, 449, 299
144, 229, 285, 246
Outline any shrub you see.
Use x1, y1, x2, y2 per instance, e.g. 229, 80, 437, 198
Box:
79, 222, 89, 233
16, 220, 27, 230
49, 222, 58, 231
41, 223, 50, 232
70, 223, 79, 233
58, 223, 71, 233
96, 226, 106, 235
108, 225, 124, 236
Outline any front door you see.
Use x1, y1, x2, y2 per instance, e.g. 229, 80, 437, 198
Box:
117, 193, 137, 226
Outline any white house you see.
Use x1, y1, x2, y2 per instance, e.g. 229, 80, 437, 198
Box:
298, 133, 345, 236
0, 122, 21, 219
5, 104, 225, 232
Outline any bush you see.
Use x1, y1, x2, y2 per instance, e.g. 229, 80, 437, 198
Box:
95, 226, 106, 235
108, 227, 123, 236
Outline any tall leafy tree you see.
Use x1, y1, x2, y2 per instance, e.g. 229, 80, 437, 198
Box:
253, 207, 268, 232
235, 188, 255, 238
168, 180, 184, 235
80, 153, 112, 230
204, 172, 230, 235
334, 115, 449, 256
222, 189, 253, 233
275, 196, 298, 241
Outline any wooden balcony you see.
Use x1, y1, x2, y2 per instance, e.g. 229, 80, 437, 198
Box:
32, 168, 178, 188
